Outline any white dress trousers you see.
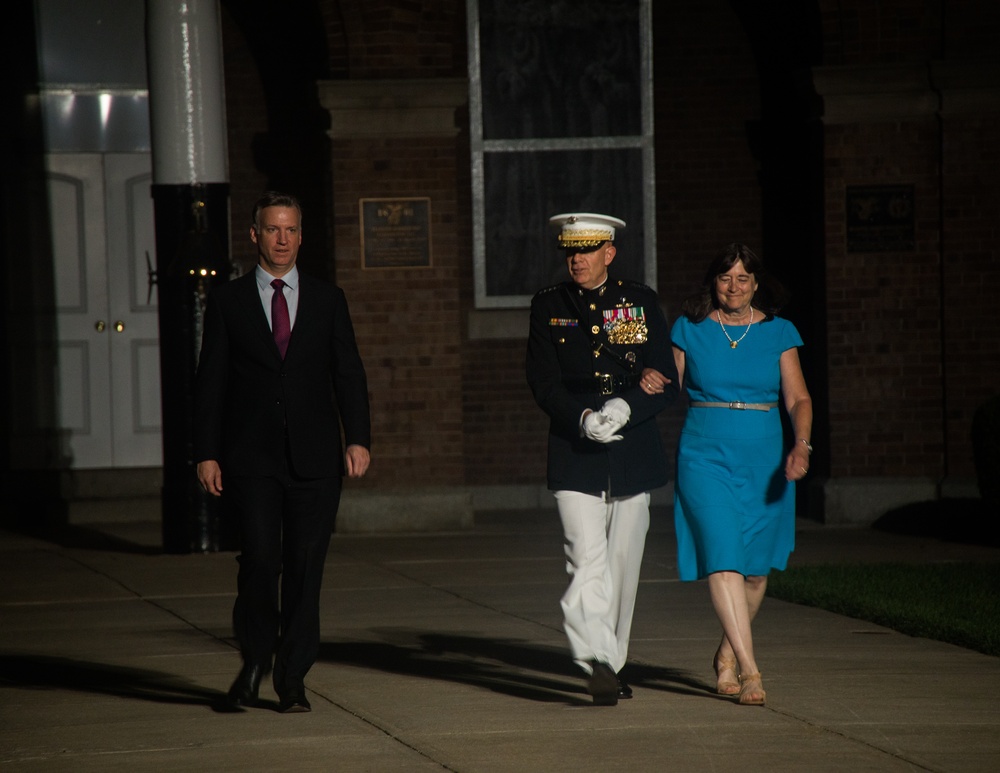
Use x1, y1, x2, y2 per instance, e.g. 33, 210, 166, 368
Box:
555, 490, 651, 674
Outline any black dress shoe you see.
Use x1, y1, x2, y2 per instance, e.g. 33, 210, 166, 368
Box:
618, 676, 633, 699
587, 661, 619, 706
227, 663, 266, 710
278, 691, 312, 713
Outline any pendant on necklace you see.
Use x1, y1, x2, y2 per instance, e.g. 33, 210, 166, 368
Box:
717, 307, 753, 349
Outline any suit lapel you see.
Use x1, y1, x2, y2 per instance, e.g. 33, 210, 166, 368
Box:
232, 271, 282, 359
285, 272, 315, 361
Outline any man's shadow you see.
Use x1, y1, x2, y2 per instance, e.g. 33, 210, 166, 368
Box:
2, 520, 162, 555
318, 631, 716, 705
1, 640, 730, 716
0, 654, 222, 707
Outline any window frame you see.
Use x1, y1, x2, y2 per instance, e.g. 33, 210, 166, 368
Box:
466, 0, 656, 309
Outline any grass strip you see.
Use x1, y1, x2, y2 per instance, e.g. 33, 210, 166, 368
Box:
766, 562, 1000, 657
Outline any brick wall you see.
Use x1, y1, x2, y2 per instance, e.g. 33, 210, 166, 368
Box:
823, 121, 945, 477
461, 338, 545, 486
325, 1, 466, 79
218, 0, 998, 502
331, 136, 468, 488
939, 3, 1000, 481
941, 115, 1000, 479
820, 0, 943, 64
817, 0, 1000, 486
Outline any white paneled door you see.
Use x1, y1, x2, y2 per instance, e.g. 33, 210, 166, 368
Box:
42, 153, 162, 468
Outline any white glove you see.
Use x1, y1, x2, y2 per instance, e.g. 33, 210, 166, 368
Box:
600, 397, 631, 428
582, 410, 623, 443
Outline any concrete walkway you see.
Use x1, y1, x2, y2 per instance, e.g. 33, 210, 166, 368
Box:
1, 507, 998, 772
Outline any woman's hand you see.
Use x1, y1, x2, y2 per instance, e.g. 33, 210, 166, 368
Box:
785, 442, 810, 481
640, 368, 671, 395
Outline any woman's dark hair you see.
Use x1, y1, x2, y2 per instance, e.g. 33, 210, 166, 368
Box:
680, 243, 788, 322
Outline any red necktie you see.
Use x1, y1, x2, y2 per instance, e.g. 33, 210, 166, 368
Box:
271, 278, 291, 358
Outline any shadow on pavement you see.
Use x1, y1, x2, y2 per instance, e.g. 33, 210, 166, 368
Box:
319, 631, 709, 705
0, 654, 222, 707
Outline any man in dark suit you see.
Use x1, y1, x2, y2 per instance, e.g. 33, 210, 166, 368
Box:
526, 213, 678, 706
195, 191, 371, 713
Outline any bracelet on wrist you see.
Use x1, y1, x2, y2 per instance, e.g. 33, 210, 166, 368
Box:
798, 438, 813, 454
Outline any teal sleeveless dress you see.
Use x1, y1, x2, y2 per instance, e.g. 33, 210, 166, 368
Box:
671, 314, 803, 581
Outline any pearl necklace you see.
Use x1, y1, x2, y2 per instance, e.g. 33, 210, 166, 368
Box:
717, 307, 753, 349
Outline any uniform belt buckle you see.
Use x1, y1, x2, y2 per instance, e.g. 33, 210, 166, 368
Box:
729, 401, 747, 410
597, 374, 614, 395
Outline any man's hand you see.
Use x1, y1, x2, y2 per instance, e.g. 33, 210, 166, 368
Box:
197, 460, 223, 496
582, 410, 623, 443
640, 368, 672, 394
345, 444, 370, 478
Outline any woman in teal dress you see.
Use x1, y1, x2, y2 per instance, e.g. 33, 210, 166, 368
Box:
640, 243, 813, 706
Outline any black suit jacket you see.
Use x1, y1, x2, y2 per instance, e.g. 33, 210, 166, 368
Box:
194, 269, 370, 480
526, 276, 678, 497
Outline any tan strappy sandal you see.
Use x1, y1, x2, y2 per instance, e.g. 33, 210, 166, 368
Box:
713, 654, 741, 696
738, 672, 766, 706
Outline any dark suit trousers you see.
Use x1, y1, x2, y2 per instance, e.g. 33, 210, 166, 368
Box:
227, 457, 341, 697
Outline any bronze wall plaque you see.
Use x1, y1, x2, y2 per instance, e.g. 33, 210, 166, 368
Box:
360, 197, 432, 269
846, 185, 915, 253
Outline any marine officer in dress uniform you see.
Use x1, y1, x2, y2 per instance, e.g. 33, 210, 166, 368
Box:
526, 213, 678, 705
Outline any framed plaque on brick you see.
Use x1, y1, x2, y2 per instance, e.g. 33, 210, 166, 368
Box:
360, 197, 432, 269
846, 185, 915, 253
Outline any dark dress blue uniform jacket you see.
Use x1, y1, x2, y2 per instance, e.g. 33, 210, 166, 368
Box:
526, 276, 679, 497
